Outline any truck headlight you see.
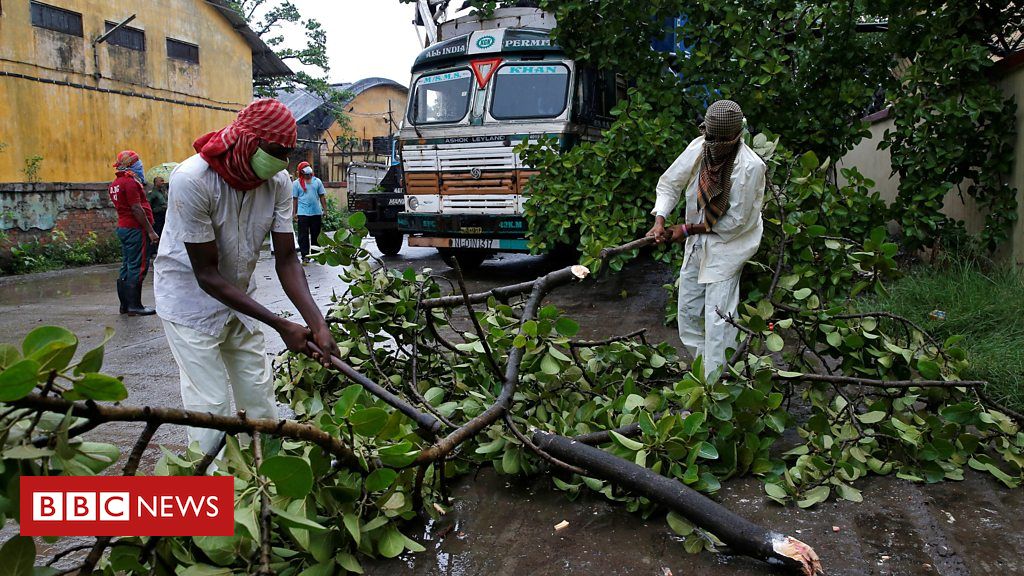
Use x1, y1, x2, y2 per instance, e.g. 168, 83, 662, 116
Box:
408, 196, 420, 211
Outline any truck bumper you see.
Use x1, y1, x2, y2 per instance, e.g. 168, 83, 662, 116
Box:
349, 193, 405, 231
398, 212, 529, 252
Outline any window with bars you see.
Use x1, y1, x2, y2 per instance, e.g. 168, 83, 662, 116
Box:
30, 1, 83, 37
166, 38, 199, 64
104, 21, 145, 51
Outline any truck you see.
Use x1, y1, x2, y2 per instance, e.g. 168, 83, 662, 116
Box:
397, 5, 626, 269
346, 159, 405, 256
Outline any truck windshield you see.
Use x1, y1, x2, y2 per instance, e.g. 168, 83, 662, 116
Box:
491, 64, 570, 120
409, 70, 473, 124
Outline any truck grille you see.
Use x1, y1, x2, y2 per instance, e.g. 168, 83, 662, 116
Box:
441, 195, 518, 213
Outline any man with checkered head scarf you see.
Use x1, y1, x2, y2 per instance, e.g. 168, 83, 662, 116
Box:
154, 99, 340, 455
646, 100, 767, 378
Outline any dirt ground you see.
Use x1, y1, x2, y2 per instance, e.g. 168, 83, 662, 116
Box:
1, 239, 1021, 576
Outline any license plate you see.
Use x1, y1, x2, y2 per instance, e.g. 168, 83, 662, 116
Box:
451, 238, 499, 249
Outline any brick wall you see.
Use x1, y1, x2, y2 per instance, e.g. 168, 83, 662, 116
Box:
0, 183, 117, 249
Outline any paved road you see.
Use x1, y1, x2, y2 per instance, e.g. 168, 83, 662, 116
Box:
1, 239, 1021, 576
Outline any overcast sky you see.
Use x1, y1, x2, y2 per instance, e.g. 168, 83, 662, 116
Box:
282, 0, 429, 87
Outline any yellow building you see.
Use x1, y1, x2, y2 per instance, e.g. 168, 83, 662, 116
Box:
277, 78, 408, 182
0, 0, 291, 183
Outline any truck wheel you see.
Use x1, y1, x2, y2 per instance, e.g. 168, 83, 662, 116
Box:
438, 248, 488, 271
374, 232, 404, 256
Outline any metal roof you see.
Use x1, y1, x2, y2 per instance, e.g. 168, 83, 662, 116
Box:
276, 78, 407, 123
203, 0, 293, 79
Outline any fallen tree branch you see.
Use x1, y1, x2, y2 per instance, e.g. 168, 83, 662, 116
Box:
415, 265, 591, 464
10, 395, 363, 470
532, 432, 823, 576
420, 278, 540, 309
308, 342, 442, 437
599, 236, 656, 261
569, 329, 648, 348
572, 409, 691, 446
776, 372, 986, 389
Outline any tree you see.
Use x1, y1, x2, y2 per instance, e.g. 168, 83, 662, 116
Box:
230, 0, 351, 125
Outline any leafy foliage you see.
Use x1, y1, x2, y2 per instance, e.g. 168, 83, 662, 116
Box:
1, 231, 121, 276
516, 0, 1018, 260
229, 0, 352, 128
4, 211, 1022, 573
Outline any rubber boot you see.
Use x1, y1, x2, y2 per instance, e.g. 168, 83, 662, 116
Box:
116, 279, 129, 314
126, 280, 156, 316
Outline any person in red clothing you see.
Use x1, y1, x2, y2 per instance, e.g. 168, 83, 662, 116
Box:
109, 150, 159, 315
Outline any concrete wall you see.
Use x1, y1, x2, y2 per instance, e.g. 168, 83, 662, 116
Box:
323, 85, 409, 182
0, 0, 254, 183
839, 62, 1024, 265
0, 182, 115, 246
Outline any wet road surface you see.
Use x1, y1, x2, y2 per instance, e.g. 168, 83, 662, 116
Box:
1, 239, 1021, 575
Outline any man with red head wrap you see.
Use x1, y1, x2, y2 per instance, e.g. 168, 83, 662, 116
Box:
155, 99, 340, 454
109, 150, 159, 316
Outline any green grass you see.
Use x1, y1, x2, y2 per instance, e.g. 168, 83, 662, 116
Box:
865, 258, 1024, 412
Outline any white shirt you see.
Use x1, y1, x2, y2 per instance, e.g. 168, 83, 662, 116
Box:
155, 154, 293, 336
652, 136, 766, 283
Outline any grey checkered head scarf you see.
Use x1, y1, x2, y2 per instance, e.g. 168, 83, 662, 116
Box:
697, 100, 744, 227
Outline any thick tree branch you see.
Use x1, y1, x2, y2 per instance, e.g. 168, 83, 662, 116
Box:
10, 395, 362, 470
415, 265, 591, 464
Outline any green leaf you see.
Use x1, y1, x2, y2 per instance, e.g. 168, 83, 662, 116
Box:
539, 353, 561, 375
348, 212, 367, 229
837, 483, 863, 502
666, 511, 694, 536
916, 359, 941, 380
0, 536, 35, 576
260, 455, 314, 498
555, 317, 580, 337
0, 344, 22, 369
343, 514, 361, 547
74, 327, 115, 375
856, 411, 887, 424
22, 326, 77, 372
764, 482, 788, 501
73, 373, 128, 402
697, 442, 719, 460
766, 333, 784, 352
797, 485, 830, 508
793, 288, 812, 300
0, 359, 41, 401
336, 552, 364, 574
609, 430, 644, 451
271, 506, 326, 532
681, 411, 705, 436
350, 407, 389, 436
377, 525, 405, 558
364, 468, 398, 493
623, 394, 645, 413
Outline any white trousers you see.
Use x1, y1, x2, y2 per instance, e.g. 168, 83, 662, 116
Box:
162, 317, 278, 455
677, 244, 741, 379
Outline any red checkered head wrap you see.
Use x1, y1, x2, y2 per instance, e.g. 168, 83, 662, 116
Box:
296, 161, 312, 191
113, 150, 139, 171
193, 98, 297, 191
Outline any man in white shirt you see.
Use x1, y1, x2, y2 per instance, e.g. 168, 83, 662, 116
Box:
647, 100, 766, 378
156, 99, 340, 453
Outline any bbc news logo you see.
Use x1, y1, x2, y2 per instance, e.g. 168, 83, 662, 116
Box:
20, 476, 234, 536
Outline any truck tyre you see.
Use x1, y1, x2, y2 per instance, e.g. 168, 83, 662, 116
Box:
438, 248, 488, 271
374, 231, 404, 256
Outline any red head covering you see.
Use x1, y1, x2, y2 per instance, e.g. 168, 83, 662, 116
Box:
296, 161, 312, 191
193, 99, 297, 191
113, 150, 139, 171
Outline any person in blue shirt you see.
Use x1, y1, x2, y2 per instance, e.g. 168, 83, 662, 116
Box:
291, 161, 328, 262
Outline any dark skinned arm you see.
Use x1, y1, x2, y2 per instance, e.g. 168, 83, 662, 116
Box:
131, 204, 159, 242
184, 240, 316, 359
668, 223, 710, 243
271, 231, 340, 364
